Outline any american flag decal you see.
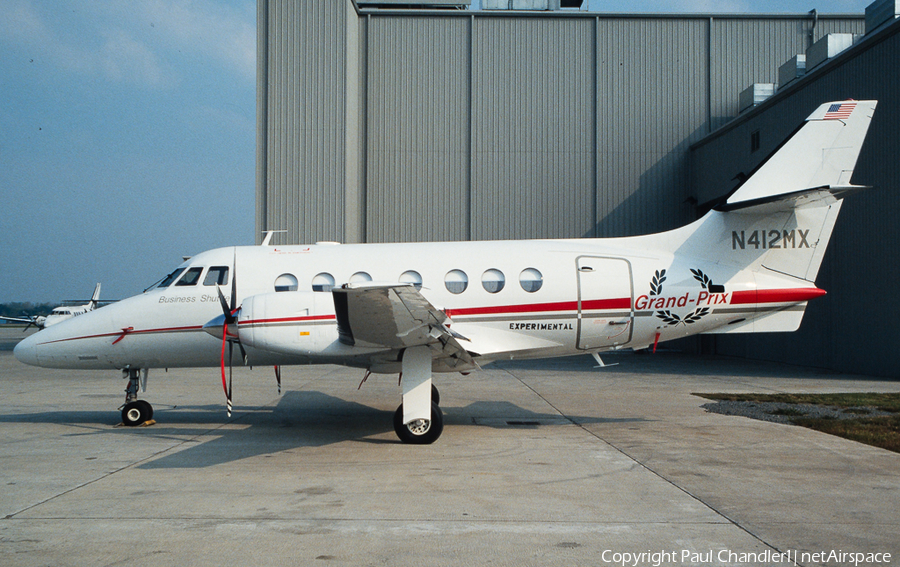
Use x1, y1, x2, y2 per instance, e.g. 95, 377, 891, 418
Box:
824, 102, 856, 120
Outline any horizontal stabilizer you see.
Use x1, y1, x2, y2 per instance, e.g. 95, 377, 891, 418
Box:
715, 185, 870, 214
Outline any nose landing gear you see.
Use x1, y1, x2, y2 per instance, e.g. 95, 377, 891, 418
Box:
120, 368, 154, 426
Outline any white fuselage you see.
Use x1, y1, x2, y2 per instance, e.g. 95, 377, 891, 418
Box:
14, 222, 823, 373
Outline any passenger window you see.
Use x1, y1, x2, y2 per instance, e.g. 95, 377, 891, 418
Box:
203, 266, 229, 286
399, 270, 423, 290
158, 268, 186, 288
312, 273, 335, 292
444, 270, 468, 294
175, 267, 203, 286
519, 268, 543, 293
350, 272, 372, 284
274, 273, 299, 292
481, 269, 505, 293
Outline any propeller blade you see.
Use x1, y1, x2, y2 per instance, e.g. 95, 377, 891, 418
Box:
228, 340, 234, 417
237, 339, 247, 364
216, 251, 240, 417
230, 252, 238, 313
220, 323, 232, 417
274, 365, 281, 395
216, 285, 234, 324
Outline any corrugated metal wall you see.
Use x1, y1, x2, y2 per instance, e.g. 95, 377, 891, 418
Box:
257, 0, 351, 245
594, 18, 707, 237
691, 22, 900, 378
259, 4, 863, 246
470, 17, 595, 241
367, 16, 470, 242
708, 17, 864, 129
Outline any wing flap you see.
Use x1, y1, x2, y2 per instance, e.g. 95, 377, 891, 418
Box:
332, 284, 473, 365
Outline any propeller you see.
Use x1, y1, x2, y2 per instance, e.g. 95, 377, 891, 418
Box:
214, 254, 246, 418
21, 314, 45, 332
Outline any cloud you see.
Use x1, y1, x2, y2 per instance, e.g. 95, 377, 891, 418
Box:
0, 0, 255, 88
121, 0, 257, 81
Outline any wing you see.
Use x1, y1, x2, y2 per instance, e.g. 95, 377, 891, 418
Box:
0, 315, 34, 324
331, 283, 474, 369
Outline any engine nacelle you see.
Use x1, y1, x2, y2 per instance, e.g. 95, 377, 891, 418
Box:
238, 291, 339, 356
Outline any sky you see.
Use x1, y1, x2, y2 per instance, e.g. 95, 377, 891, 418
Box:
0, 0, 874, 304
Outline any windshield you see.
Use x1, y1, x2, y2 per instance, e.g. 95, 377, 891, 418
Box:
175, 267, 203, 286
157, 268, 186, 289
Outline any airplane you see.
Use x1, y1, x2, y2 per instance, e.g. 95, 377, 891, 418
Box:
1, 283, 103, 331
14, 100, 876, 444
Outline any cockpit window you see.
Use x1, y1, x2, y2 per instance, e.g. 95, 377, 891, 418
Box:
204, 266, 229, 286
175, 267, 204, 286
158, 268, 186, 288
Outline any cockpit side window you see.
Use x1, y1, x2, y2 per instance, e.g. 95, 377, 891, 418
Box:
204, 266, 230, 286
158, 268, 186, 288
175, 267, 204, 286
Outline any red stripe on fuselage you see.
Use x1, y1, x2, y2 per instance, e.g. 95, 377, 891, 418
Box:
730, 288, 826, 305
241, 314, 336, 326
36, 325, 205, 346
448, 298, 631, 317
34, 289, 823, 346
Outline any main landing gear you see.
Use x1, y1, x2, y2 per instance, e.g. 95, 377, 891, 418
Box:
120, 368, 154, 426
391, 346, 444, 444
393, 386, 442, 444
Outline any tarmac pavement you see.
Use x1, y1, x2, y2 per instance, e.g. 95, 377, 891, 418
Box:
1, 327, 898, 566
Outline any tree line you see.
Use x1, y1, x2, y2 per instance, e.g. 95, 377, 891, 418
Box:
0, 303, 56, 320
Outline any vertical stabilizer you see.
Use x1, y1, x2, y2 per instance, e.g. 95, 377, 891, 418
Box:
726, 100, 876, 207
709, 101, 876, 283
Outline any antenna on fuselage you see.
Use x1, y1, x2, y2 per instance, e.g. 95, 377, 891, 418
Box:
260, 230, 288, 246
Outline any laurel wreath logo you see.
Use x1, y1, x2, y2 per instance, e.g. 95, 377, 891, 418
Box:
648, 267, 719, 327
649, 269, 666, 296
690, 268, 715, 290
656, 307, 710, 326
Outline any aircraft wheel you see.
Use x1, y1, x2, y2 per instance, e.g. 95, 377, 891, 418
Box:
122, 400, 153, 426
393, 402, 443, 445
432, 384, 440, 405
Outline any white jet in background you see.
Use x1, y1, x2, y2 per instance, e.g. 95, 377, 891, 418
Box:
2, 283, 103, 330
15, 101, 877, 444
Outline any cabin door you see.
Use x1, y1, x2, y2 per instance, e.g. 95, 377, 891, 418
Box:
576, 257, 634, 350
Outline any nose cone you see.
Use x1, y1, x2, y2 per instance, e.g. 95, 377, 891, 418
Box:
203, 313, 228, 340
14, 332, 41, 366
203, 311, 241, 341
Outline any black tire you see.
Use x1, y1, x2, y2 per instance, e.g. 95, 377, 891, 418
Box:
393, 402, 443, 444
136, 400, 153, 421
431, 384, 440, 406
122, 400, 152, 426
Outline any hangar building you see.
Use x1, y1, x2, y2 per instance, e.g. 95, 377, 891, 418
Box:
256, 0, 899, 377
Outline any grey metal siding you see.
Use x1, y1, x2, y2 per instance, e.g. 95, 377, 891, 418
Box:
594, 18, 708, 237
366, 16, 470, 243
259, 4, 863, 247
471, 17, 595, 240
258, 0, 350, 245
708, 17, 865, 130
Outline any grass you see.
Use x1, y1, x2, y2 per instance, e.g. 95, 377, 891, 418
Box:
695, 392, 900, 453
